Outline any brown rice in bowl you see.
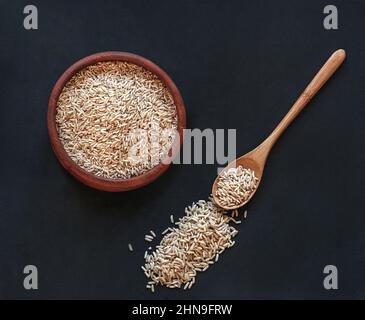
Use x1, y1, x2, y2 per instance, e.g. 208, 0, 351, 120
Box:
48, 52, 186, 191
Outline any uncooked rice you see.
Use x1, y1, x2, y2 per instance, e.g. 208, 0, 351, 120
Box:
215, 165, 258, 208
56, 61, 178, 179
145, 234, 154, 242
143, 198, 239, 290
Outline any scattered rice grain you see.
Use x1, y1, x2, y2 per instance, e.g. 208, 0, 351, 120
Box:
143, 198, 238, 290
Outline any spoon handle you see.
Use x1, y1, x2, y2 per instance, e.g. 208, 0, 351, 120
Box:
263, 49, 346, 148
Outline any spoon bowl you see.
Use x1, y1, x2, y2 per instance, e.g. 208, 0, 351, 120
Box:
212, 142, 267, 210
212, 49, 346, 210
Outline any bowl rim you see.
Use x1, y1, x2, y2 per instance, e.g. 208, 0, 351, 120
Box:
47, 51, 186, 192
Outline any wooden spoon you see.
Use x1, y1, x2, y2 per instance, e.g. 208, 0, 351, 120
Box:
212, 49, 346, 210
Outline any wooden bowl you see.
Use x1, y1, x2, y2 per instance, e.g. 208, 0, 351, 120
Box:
47, 52, 186, 192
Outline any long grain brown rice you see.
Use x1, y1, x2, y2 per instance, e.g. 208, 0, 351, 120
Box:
215, 165, 258, 208
56, 61, 178, 179
143, 198, 239, 290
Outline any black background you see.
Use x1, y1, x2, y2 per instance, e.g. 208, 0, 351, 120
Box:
0, 0, 364, 299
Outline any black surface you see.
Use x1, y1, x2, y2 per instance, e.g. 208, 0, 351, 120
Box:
0, 0, 364, 299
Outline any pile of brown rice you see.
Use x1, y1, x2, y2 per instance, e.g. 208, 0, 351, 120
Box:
215, 165, 258, 208
55, 61, 178, 179
143, 198, 240, 291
